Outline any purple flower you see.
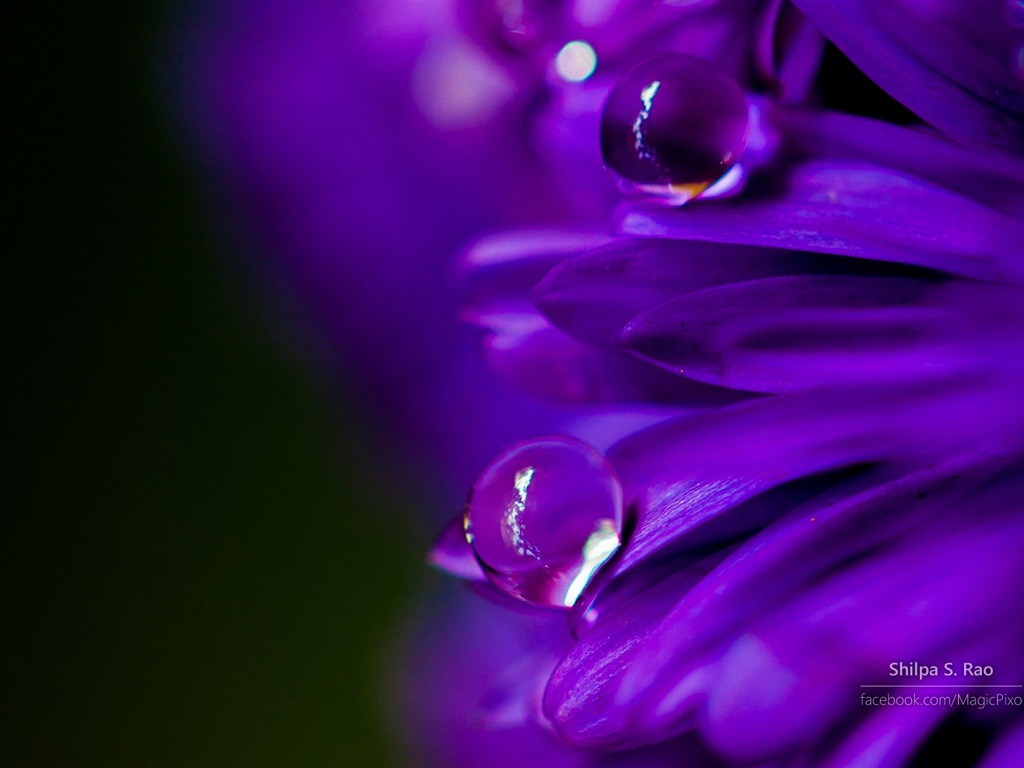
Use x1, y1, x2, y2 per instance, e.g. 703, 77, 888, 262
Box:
425, 1, 1024, 766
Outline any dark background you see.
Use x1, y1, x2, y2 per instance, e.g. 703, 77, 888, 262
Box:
7, 3, 424, 766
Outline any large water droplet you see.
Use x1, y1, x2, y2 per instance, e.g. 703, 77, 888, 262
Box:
600, 54, 749, 205
465, 436, 623, 608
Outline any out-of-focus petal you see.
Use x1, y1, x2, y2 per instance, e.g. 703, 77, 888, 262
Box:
793, 0, 1024, 152
591, 733, 725, 768
483, 308, 749, 405
429, 512, 486, 581
459, 231, 753, 404
400, 588, 588, 767
460, 229, 612, 324
754, 0, 825, 101
572, 0, 760, 83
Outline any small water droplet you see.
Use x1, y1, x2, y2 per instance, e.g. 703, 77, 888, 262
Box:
465, 436, 623, 608
600, 54, 749, 205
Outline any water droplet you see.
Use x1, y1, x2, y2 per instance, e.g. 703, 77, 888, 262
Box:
465, 436, 623, 608
600, 54, 749, 205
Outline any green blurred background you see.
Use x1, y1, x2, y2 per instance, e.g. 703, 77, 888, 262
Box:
7, 3, 425, 766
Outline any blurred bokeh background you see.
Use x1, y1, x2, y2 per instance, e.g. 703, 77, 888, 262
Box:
6, 3, 435, 766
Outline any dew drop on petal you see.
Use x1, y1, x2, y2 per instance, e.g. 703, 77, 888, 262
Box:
600, 54, 749, 205
464, 436, 623, 608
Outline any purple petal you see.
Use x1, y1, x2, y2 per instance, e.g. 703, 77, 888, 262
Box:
483, 308, 749, 405
459, 228, 613, 275
549, 453, 1008, 748
571, 545, 734, 639
700, 515, 1024, 761
792, 0, 1024, 152
616, 161, 1024, 282
533, 238, 856, 348
753, 0, 825, 102
612, 476, 765, 574
409, 587, 726, 766
429, 511, 486, 581
544, 565, 711, 749
594, 458, 873, 586
619, 275, 963, 393
616, 455, 1012, 727
656, 456, 1006, 649
607, 382, 1024, 502
460, 229, 612, 326
561, 481, 1024, 757
772, 107, 1024, 215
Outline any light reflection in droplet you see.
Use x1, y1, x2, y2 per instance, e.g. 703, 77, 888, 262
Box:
555, 40, 597, 82
563, 519, 621, 606
698, 164, 746, 199
503, 466, 540, 558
